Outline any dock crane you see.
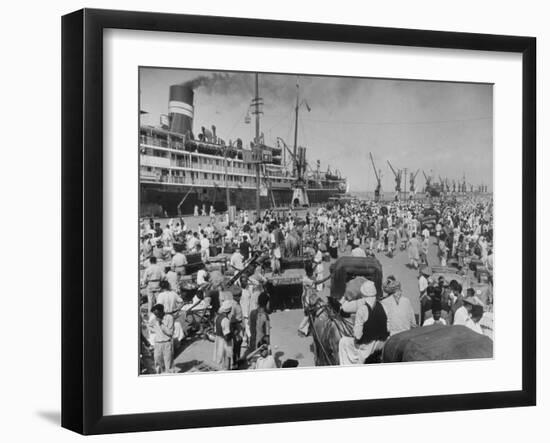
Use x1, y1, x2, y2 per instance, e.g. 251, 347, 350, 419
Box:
409, 169, 419, 194
369, 152, 382, 202
422, 170, 432, 189
387, 160, 402, 197
438, 176, 450, 194
422, 170, 440, 197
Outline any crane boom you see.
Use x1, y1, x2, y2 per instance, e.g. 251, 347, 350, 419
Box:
387, 160, 398, 178
369, 152, 380, 182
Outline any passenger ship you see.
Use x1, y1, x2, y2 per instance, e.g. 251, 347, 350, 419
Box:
139, 74, 348, 217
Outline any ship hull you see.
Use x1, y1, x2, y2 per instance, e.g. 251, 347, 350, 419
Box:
140, 183, 345, 217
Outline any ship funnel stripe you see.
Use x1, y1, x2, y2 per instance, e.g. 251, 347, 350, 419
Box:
169, 100, 194, 117
169, 107, 194, 118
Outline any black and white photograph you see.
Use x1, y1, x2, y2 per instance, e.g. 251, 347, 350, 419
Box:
139, 68, 494, 375
0, 0, 544, 439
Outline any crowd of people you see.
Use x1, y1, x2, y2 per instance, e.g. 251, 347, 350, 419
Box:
139, 194, 494, 373
336, 271, 490, 365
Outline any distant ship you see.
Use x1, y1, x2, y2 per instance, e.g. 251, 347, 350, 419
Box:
139, 74, 348, 216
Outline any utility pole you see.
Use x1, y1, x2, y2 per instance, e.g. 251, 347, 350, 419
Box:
403, 168, 408, 200
224, 147, 230, 212
254, 73, 261, 220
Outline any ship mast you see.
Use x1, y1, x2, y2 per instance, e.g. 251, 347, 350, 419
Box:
288, 79, 310, 207
293, 81, 300, 178
253, 73, 261, 218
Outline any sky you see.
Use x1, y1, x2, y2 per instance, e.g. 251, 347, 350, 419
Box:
139, 68, 493, 192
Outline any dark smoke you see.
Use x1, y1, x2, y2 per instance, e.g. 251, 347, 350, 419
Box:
182, 73, 253, 96
182, 72, 373, 109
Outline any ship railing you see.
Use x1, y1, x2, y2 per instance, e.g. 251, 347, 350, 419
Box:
140, 135, 189, 151
148, 168, 287, 186
140, 136, 169, 148
154, 176, 256, 188
140, 172, 161, 181
307, 182, 324, 189
168, 161, 267, 177
169, 142, 185, 151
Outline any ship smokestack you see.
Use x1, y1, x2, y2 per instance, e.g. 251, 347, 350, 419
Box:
168, 84, 194, 135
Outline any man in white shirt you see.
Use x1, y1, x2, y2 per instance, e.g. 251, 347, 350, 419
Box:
422, 300, 447, 326
225, 226, 234, 245
252, 341, 277, 369
464, 304, 484, 334
171, 246, 188, 278
422, 226, 430, 241
156, 280, 183, 314
200, 234, 210, 261
453, 295, 477, 326
213, 300, 233, 370
186, 232, 199, 252
230, 250, 244, 274
141, 256, 165, 313
164, 264, 179, 293
205, 223, 214, 238
312, 244, 325, 290
196, 268, 209, 286
238, 274, 257, 347
148, 304, 175, 373
381, 277, 417, 336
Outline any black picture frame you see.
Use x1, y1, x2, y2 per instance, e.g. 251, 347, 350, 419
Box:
62, 8, 536, 435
